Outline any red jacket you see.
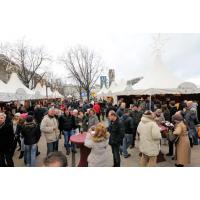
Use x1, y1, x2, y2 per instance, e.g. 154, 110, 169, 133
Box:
93, 104, 101, 114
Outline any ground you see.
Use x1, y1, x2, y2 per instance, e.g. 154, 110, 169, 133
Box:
13, 134, 200, 167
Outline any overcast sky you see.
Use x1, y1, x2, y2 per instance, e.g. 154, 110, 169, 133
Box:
1, 0, 200, 85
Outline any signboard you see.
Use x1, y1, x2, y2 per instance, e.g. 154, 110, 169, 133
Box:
100, 76, 107, 88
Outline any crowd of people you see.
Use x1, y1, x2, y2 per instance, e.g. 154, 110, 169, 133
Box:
0, 97, 199, 167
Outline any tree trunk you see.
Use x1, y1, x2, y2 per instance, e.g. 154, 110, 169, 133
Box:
86, 89, 90, 101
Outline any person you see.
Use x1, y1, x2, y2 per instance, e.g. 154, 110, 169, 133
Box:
130, 105, 143, 148
88, 109, 99, 129
116, 102, 126, 118
84, 123, 110, 167
12, 113, 21, 151
40, 108, 60, 155
184, 101, 199, 146
93, 101, 101, 121
154, 109, 165, 126
172, 113, 191, 167
43, 151, 68, 167
34, 104, 47, 124
120, 109, 134, 158
137, 110, 161, 167
108, 111, 125, 167
21, 116, 41, 167
0, 112, 15, 167
59, 108, 77, 155
162, 105, 171, 122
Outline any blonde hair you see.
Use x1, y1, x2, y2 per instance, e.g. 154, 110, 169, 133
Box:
92, 123, 109, 143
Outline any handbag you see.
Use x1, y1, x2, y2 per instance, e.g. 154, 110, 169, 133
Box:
168, 133, 179, 144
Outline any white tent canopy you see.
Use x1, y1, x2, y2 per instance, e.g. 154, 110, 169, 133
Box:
5, 73, 34, 101
52, 90, 64, 98
133, 54, 182, 91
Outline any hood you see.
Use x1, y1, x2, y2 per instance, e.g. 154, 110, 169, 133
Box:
141, 115, 154, 124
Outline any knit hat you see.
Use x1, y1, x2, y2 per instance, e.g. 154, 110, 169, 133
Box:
26, 115, 33, 123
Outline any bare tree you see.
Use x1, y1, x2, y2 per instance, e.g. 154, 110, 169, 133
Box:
0, 38, 50, 89
61, 46, 104, 100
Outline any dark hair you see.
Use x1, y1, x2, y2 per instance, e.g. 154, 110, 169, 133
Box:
43, 151, 68, 167
108, 110, 117, 117
26, 116, 33, 123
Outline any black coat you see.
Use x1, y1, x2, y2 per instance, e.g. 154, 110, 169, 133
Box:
59, 114, 76, 131
34, 108, 47, 124
121, 115, 134, 134
108, 118, 125, 146
21, 122, 41, 145
0, 122, 14, 152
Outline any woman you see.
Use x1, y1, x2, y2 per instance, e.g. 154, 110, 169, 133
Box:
84, 123, 110, 167
137, 110, 162, 167
172, 113, 191, 167
12, 113, 21, 151
0, 112, 15, 167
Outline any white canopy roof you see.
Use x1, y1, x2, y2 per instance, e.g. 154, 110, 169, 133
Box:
52, 90, 64, 98
133, 54, 182, 91
6, 73, 34, 95
32, 82, 47, 99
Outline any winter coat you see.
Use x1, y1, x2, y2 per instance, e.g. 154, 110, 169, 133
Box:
137, 115, 161, 156
116, 108, 124, 118
21, 122, 41, 145
59, 114, 76, 131
108, 118, 125, 146
40, 115, 60, 143
106, 105, 116, 117
82, 115, 89, 132
174, 121, 191, 165
93, 104, 101, 114
34, 108, 46, 124
88, 115, 99, 129
184, 109, 199, 130
121, 115, 134, 134
163, 109, 171, 122
0, 122, 14, 153
130, 110, 143, 127
84, 132, 109, 167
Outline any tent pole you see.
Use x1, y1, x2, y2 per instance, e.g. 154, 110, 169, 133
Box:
149, 94, 152, 111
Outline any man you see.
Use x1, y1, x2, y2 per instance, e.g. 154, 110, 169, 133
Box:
59, 108, 77, 155
0, 112, 15, 167
108, 111, 125, 167
120, 109, 134, 158
40, 108, 60, 155
21, 116, 41, 167
184, 101, 199, 146
130, 105, 143, 148
88, 109, 99, 129
43, 151, 68, 167
116, 102, 126, 118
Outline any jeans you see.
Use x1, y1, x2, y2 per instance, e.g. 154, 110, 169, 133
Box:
25, 144, 37, 167
63, 130, 76, 151
189, 129, 198, 145
111, 144, 121, 167
47, 140, 58, 155
0, 151, 14, 167
120, 134, 133, 156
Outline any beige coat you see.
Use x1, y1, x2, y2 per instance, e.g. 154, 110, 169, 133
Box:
137, 115, 162, 157
84, 132, 109, 167
174, 121, 191, 166
40, 115, 60, 143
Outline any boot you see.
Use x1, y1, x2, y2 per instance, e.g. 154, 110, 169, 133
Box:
19, 151, 24, 159
66, 148, 70, 155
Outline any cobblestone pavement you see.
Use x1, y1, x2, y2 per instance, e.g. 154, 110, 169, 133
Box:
13, 134, 200, 167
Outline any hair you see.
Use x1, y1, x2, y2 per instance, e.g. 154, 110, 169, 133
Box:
26, 116, 33, 123
0, 112, 6, 119
108, 110, 117, 117
90, 108, 96, 114
43, 151, 68, 167
92, 123, 109, 143
144, 110, 153, 115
